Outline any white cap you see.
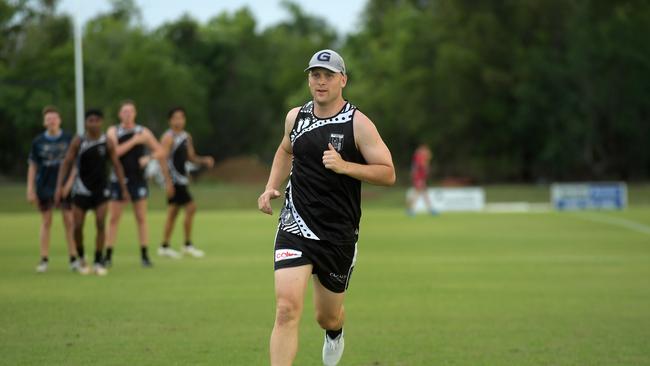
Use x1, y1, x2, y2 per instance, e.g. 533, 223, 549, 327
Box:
304, 49, 346, 75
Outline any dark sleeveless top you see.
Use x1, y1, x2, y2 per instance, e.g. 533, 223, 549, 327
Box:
278, 101, 366, 245
73, 134, 109, 196
112, 125, 146, 184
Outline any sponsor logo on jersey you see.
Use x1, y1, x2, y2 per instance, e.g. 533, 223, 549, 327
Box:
275, 249, 302, 262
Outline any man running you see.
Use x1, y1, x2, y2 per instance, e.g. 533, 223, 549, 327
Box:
258, 50, 395, 366
26, 105, 81, 273
55, 109, 129, 276
104, 100, 173, 267
158, 107, 214, 259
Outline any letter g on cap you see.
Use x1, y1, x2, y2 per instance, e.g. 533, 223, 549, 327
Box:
317, 51, 331, 61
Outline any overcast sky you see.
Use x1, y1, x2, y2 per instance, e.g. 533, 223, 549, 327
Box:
58, 0, 367, 35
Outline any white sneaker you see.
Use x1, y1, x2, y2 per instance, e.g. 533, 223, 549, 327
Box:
70, 259, 91, 275
322, 332, 345, 366
36, 261, 48, 273
157, 246, 181, 259
93, 263, 108, 276
181, 245, 205, 258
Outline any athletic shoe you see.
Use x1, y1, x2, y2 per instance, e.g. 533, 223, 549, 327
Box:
104, 258, 112, 268
157, 246, 181, 259
181, 245, 205, 258
141, 257, 153, 268
93, 263, 108, 276
322, 332, 345, 366
35, 261, 48, 273
70, 259, 80, 272
70, 259, 91, 275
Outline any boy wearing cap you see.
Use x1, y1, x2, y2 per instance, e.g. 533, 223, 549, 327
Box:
258, 50, 395, 366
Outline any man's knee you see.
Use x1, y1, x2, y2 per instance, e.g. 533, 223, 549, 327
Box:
74, 222, 84, 234
109, 212, 121, 225
186, 203, 196, 215
275, 298, 302, 328
96, 219, 106, 232
315, 309, 343, 330
167, 208, 179, 220
134, 212, 146, 225
42, 215, 53, 228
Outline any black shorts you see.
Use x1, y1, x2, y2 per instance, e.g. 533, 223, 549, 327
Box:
38, 195, 72, 212
274, 230, 357, 293
110, 181, 148, 202
168, 184, 193, 206
73, 189, 110, 211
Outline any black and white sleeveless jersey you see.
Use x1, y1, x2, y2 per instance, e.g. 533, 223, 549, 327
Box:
111, 125, 146, 184
164, 129, 189, 186
278, 101, 366, 245
73, 134, 109, 196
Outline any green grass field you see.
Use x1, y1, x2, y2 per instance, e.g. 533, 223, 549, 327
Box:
1, 185, 650, 365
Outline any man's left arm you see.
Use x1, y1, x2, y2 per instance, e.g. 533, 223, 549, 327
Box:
322, 111, 396, 186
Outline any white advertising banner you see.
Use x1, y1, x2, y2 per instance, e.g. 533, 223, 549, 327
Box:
408, 187, 485, 213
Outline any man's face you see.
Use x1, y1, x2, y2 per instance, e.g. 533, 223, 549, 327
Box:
43, 112, 61, 130
169, 110, 186, 130
119, 103, 136, 124
85, 115, 103, 134
308, 68, 347, 104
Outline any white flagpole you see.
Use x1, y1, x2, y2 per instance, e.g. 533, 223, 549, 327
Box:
73, 5, 85, 135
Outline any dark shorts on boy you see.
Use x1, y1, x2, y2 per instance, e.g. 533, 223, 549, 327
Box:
167, 184, 193, 206
38, 195, 72, 212
73, 189, 110, 211
274, 230, 357, 293
110, 181, 148, 202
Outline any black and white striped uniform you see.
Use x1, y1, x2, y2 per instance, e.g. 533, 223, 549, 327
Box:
166, 129, 189, 186
72, 134, 110, 210
110, 124, 149, 201
164, 129, 193, 205
274, 100, 366, 293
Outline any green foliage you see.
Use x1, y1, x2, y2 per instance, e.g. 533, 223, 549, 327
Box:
1, 0, 648, 180
348, 0, 650, 181
83, 10, 205, 135
0, 0, 74, 174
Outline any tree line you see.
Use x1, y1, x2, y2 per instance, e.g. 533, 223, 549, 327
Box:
1, 0, 648, 182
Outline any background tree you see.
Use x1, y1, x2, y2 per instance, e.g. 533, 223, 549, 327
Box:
1, 0, 648, 182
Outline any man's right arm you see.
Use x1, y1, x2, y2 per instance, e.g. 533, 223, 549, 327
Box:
257, 107, 299, 215
108, 126, 143, 157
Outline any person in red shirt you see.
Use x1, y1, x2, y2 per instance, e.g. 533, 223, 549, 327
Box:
407, 144, 437, 215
